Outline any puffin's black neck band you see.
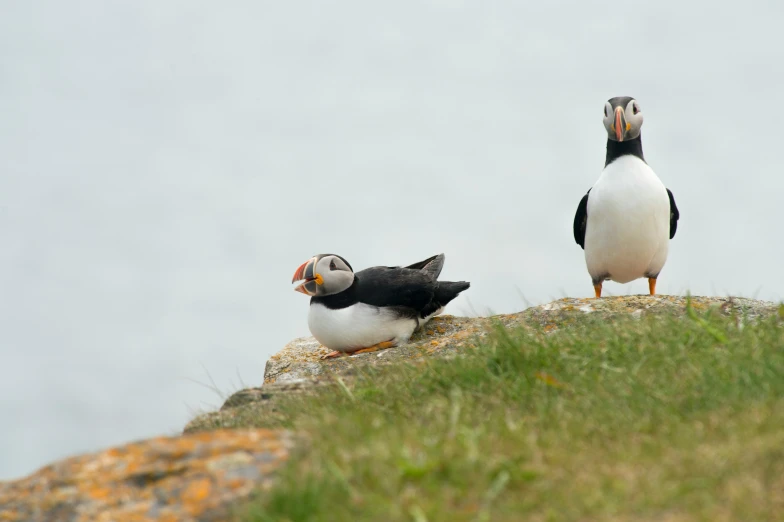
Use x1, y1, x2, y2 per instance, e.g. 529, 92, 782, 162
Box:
605, 135, 645, 167
310, 277, 359, 309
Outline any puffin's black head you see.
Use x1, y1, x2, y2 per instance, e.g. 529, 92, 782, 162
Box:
603, 96, 643, 142
291, 253, 354, 296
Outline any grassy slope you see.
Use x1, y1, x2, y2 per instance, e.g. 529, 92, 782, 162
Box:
238, 305, 784, 522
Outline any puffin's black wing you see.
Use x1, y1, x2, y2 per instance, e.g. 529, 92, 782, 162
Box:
354, 266, 437, 313
355, 259, 469, 318
573, 189, 591, 249
666, 188, 679, 239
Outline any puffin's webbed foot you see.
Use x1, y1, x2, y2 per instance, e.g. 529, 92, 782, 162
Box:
350, 340, 397, 356
320, 350, 344, 360
648, 277, 657, 296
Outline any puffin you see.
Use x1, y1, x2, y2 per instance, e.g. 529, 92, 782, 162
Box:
573, 96, 680, 298
291, 253, 470, 359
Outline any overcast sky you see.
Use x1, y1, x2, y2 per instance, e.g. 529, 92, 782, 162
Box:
1, 1, 783, 480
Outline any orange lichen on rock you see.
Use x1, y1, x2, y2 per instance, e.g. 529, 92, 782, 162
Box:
0, 429, 295, 522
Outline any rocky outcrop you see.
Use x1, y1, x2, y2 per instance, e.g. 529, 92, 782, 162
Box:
261, 295, 777, 384
3, 295, 779, 521
184, 295, 780, 433
0, 429, 294, 522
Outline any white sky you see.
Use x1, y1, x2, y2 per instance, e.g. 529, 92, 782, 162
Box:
1, 1, 783, 479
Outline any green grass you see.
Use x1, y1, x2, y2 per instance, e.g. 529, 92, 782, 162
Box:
238, 305, 784, 522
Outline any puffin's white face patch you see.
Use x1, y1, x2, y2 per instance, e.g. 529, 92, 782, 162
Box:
314, 255, 355, 296
623, 99, 643, 139
602, 101, 614, 135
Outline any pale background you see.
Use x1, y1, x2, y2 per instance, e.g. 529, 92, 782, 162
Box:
2, 1, 782, 480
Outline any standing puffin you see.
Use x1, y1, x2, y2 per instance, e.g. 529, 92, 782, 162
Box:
291, 253, 470, 359
573, 96, 680, 298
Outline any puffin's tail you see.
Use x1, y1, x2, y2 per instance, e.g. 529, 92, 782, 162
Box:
419, 280, 469, 318
434, 281, 470, 306
406, 253, 445, 280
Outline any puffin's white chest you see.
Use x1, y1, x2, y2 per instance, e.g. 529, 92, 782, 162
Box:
584, 156, 671, 284
307, 302, 419, 353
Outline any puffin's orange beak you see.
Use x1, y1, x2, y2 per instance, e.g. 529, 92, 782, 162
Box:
614, 106, 625, 141
612, 106, 631, 142
292, 257, 322, 296
292, 259, 312, 283
294, 283, 313, 295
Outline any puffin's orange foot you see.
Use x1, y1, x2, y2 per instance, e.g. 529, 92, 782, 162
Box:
320, 350, 344, 360
593, 283, 602, 298
648, 277, 657, 296
350, 340, 397, 356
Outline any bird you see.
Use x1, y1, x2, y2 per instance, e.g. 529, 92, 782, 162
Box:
573, 96, 680, 298
291, 253, 470, 359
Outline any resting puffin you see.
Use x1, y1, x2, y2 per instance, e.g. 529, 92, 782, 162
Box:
291, 253, 470, 359
573, 96, 680, 298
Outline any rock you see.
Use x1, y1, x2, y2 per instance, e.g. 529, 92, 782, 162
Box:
262, 314, 479, 385
0, 429, 295, 522
183, 380, 331, 435
184, 295, 779, 433
5, 295, 774, 522
261, 295, 777, 385
8, 296, 774, 521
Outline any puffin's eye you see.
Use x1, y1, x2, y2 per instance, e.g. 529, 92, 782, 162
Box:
632, 103, 640, 115
329, 260, 337, 271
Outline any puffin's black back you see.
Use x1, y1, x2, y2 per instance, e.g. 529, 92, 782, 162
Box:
311, 255, 469, 318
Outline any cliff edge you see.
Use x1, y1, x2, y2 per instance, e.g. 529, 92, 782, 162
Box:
1, 295, 779, 521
